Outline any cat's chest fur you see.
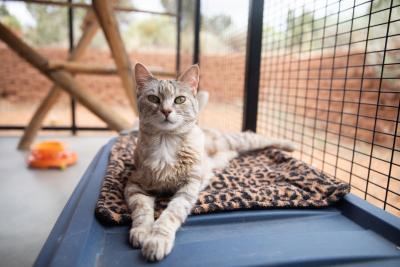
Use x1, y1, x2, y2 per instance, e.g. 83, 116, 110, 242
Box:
133, 131, 202, 193
144, 135, 183, 172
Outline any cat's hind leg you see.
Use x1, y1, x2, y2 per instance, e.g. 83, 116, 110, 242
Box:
209, 150, 238, 169
124, 182, 155, 248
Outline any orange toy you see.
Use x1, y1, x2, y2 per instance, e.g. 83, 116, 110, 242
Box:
28, 141, 77, 169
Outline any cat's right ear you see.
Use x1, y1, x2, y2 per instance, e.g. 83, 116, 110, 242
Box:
134, 63, 154, 93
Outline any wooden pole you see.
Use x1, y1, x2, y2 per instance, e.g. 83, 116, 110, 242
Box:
92, 0, 138, 115
17, 12, 100, 150
47, 60, 176, 77
0, 23, 130, 144
48, 60, 118, 75
6, 0, 176, 16
20, 89, 64, 149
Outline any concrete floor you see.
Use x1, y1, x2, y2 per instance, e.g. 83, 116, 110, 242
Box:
0, 136, 112, 267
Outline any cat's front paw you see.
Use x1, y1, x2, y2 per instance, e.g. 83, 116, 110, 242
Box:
141, 233, 174, 261
129, 226, 151, 248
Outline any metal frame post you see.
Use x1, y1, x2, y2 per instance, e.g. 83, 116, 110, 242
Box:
242, 0, 264, 131
193, 0, 201, 64
68, 0, 77, 135
176, 0, 182, 74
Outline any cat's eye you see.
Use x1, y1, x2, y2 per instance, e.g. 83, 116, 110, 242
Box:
147, 95, 160, 104
174, 96, 186, 104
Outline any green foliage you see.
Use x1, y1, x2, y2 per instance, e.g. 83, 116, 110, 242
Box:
286, 9, 315, 47
24, 4, 68, 46
0, 4, 9, 16
22, 3, 88, 47
2, 0, 235, 53
373, 0, 400, 11
125, 16, 175, 49
160, 0, 236, 52
204, 14, 232, 34
161, 0, 196, 29
0, 4, 21, 31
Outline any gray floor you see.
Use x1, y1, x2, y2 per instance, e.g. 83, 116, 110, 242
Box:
0, 136, 112, 267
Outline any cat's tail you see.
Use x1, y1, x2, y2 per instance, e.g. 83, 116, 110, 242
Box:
203, 128, 296, 156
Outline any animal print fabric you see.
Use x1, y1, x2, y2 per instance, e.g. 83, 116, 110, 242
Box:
95, 134, 350, 226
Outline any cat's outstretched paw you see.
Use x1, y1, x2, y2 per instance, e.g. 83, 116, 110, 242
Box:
141, 233, 174, 261
129, 226, 151, 248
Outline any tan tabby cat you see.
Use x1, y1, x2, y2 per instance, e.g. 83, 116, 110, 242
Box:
124, 63, 295, 261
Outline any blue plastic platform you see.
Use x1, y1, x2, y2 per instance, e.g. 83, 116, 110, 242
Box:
34, 139, 400, 267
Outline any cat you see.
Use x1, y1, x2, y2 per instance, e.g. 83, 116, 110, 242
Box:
124, 63, 295, 261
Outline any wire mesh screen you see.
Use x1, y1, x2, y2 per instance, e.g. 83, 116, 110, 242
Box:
198, 0, 249, 131
257, 0, 400, 216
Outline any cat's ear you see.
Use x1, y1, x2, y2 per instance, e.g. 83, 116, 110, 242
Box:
134, 63, 154, 92
178, 64, 199, 95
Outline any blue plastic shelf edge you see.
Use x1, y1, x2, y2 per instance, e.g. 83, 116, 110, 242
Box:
338, 194, 400, 246
33, 139, 115, 267
33, 136, 400, 267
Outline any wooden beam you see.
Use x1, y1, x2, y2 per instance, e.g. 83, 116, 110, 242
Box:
92, 0, 138, 115
7, 0, 176, 16
19, 89, 63, 150
48, 60, 117, 75
0, 23, 130, 144
18, 12, 100, 150
47, 60, 176, 77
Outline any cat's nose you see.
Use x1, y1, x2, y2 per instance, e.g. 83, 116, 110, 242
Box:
161, 109, 172, 118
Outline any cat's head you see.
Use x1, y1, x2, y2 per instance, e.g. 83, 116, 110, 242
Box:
134, 63, 200, 133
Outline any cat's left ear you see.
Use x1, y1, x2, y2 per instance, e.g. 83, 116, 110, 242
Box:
178, 64, 199, 95
134, 63, 154, 93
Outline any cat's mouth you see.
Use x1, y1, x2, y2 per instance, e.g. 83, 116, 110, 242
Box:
157, 116, 178, 129
162, 118, 173, 124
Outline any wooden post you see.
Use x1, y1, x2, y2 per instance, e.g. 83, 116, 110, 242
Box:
48, 61, 118, 75
0, 22, 130, 143
17, 12, 100, 150
47, 60, 176, 77
19, 89, 63, 149
92, 0, 138, 115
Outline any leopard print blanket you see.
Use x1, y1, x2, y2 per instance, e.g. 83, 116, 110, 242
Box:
95, 133, 350, 226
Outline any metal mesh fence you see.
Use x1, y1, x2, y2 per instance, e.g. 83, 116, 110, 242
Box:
1, 0, 399, 217
257, 0, 400, 216
198, 0, 249, 131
